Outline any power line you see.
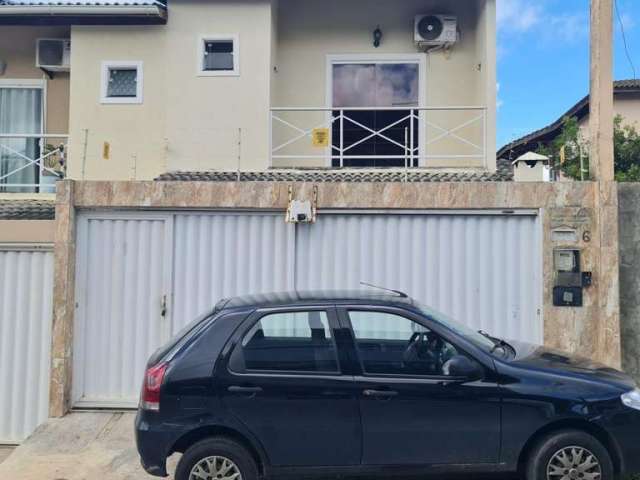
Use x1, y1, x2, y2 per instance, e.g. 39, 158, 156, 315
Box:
615, 0, 637, 79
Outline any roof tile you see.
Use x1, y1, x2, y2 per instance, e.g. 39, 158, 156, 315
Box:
156, 169, 513, 183
0, 0, 164, 6
0, 199, 55, 220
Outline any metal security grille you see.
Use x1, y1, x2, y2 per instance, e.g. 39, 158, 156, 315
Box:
73, 210, 542, 407
0, 248, 53, 443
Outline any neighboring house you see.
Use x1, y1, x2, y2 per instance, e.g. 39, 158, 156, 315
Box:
0, 0, 498, 197
497, 79, 640, 165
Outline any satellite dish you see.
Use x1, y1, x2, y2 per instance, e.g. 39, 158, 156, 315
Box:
418, 15, 444, 41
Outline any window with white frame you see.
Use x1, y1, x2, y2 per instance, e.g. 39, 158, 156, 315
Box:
100, 61, 143, 104
198, 35, 239, 76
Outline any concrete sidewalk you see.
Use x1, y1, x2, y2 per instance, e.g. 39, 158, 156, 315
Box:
0, 446, 14, 463
0, 411, 178, 480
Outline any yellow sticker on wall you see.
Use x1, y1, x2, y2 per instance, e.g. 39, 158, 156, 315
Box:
311, 128, 329, 147
102, 141, 111, 160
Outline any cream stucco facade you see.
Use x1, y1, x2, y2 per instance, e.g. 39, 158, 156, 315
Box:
0, 26, 70, 137
578, 93, 640, 137
3, 0, 497, 187
0, 26, 70, 200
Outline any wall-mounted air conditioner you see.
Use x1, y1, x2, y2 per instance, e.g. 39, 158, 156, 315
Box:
414, 15, 458, 48
36, 39, 71, 72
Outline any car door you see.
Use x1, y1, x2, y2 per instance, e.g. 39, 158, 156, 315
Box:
338, 306, 501, 466
217, 306, 361, 467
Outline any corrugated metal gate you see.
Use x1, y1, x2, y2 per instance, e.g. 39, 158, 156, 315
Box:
73, 210, 542, 407
73, 214, 172, 407
0, 247, 53, 443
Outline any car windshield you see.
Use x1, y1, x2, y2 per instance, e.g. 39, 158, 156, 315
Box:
415, 302, 513, 357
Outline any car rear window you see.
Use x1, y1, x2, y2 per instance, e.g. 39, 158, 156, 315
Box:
147, 304, 224, 366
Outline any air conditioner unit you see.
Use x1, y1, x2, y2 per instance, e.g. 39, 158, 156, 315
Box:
36, 39, 71, 72
414, 15, 458, 48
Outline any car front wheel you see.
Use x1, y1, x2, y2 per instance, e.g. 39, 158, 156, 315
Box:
175, 437, 258, 480
525, 429, 614, 480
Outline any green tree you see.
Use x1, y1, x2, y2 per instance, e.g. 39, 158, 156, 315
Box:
536, 115, 640, 181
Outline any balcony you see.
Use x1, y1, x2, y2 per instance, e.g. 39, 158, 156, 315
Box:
0, 134, 67, 194
270, 106, 487, 170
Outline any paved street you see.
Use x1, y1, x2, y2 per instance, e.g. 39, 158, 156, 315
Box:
0, 411, 178, 480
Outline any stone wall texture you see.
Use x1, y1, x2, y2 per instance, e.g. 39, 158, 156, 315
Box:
618, 183, 640, 383
50, 180, 622, 414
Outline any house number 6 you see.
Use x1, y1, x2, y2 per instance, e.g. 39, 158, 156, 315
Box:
583, 230, 591, 243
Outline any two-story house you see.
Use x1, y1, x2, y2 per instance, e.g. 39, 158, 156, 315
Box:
3, 0, 578, 448
0, 0, 497, 194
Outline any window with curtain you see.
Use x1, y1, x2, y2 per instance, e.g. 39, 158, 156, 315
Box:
0, 87, 42, 193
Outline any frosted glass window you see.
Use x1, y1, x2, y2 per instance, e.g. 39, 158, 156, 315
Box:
107, 68, 137, 98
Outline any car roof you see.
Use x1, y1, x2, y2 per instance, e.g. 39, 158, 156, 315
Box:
218, 289, 418, 311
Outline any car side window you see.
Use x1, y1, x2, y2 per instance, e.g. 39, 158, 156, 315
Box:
348, 310, 460, 377
230, 310, 339, 374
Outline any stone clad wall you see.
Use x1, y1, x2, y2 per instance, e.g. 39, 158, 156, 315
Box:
618, 183, 640, 382
50, 180, 621, 416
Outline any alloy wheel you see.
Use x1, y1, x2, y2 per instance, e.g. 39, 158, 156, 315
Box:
547, 446, 602, 480
189, 455, 242, 480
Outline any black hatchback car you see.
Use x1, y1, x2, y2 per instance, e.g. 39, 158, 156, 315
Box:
135, 291, 640, 480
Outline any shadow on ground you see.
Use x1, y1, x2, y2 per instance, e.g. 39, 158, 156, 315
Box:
0, 412, 523, 480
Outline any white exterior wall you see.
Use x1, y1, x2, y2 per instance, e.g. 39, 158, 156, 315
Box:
273, 0, 496, 169
68, 0, 273, 181
66, 0, 496, 180
0, 248, 53, 443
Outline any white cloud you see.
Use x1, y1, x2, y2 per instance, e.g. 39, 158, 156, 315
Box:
546, 12, 590, 43
497, 0, 590, 58
497, 0, 543, 34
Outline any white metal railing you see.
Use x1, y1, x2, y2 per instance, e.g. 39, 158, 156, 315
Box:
270, 106, 487, 168
0, 133, 68, 192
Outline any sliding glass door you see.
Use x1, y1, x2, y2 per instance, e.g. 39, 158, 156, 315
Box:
330, 58, 422, 168
0, 85, 43, 193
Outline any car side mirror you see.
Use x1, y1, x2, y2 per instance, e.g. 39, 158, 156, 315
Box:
443, 355, 483, 382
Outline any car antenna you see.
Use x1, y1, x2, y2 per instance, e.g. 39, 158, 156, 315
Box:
359, 281, 408, 298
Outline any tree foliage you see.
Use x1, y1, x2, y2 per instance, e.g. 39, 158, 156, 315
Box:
536, 115, 640, 181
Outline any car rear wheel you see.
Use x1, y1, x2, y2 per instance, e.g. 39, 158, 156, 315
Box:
525, 429, 613, 480
175, 437, 258, 480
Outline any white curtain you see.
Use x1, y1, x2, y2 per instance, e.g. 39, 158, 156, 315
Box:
0, 88, 42, 193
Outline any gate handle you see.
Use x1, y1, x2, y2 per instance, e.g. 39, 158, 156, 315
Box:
160, 294, 167, 317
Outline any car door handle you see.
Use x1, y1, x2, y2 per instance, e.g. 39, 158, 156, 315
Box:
228, 386, 263, 394
362, 389, 398, 398
322, 390, 349, 397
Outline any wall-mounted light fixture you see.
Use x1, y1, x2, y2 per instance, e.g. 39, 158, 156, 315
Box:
0, 59, 7, 76
373, 25, 383, 48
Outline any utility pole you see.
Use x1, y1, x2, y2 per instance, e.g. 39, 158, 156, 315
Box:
589, 0, 620, 369
589, 0, 614, 180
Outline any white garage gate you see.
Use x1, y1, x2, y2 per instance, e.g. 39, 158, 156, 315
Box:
73, 210, 542, 407
0, 246, 53, 443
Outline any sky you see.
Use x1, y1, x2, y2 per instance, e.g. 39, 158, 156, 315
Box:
497, 0, 640, 148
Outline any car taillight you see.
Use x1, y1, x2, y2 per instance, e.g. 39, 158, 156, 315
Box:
140, 362, 168, 411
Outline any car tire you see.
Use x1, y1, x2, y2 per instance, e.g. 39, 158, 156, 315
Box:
525, 429, 614, 480
175, 437, 258, 480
